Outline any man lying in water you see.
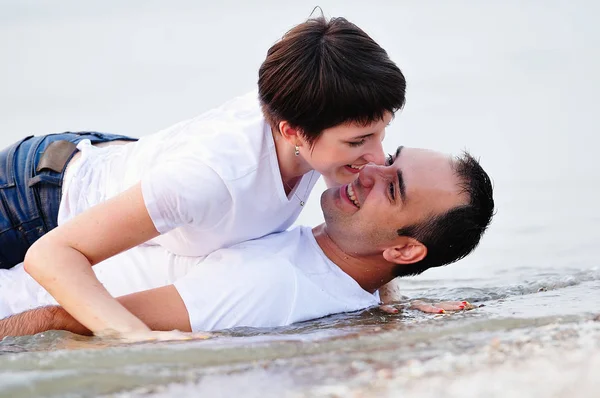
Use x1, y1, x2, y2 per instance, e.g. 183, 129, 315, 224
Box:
0, 146, 494, 339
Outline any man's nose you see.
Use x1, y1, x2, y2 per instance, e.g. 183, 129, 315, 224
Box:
357, 162, 383, 188
362, 139, 386, 165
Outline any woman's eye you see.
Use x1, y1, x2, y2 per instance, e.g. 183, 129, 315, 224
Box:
348, 139, 366, 147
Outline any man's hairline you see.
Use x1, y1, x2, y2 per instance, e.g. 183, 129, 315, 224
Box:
393, 151, 472, 240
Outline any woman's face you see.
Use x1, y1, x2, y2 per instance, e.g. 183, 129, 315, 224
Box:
298, 112, 393, 186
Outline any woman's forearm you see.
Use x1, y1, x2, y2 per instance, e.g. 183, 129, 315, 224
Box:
24, 240, 150, 334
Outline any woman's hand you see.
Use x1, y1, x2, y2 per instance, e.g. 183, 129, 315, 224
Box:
97, 329, 212, 344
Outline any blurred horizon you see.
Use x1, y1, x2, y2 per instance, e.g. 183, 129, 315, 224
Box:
1, 0, 598, 280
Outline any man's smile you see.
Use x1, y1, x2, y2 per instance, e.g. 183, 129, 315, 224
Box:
340, 183, 361, 209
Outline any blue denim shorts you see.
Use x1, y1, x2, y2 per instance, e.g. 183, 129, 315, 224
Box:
0, 132, 137, 269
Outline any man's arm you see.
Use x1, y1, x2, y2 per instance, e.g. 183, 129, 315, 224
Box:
0, 305, 90, 338
379, 278, 405, 304
0, 285, 190, 339
377, 279, 472, 314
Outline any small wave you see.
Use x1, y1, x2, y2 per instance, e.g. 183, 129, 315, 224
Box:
405, 268, 600, 302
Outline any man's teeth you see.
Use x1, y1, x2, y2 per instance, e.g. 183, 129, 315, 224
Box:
348, 164, 365, 170
346, 184, 360, 208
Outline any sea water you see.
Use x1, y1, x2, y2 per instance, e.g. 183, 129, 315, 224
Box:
0, 1, 599, 397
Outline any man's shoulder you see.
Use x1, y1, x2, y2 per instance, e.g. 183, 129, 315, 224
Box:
226, 226, 311, 253
213, 242, 300, 281
197, 227, 315, 279
202, 230, 305, 273
173, 232, 302, 331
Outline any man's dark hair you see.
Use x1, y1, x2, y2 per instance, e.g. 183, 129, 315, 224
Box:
394, 152, 495, 277
258, 16, 406, 147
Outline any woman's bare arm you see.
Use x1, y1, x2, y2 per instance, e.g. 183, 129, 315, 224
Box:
24, 182, 160, 336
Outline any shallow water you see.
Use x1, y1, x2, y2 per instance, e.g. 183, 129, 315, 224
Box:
0, 270, 598, 397
1, 0, 599, 397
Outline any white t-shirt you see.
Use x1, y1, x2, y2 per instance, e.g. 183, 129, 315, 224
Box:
58, 92, 320, 256
0, 227, 379, 331
174, 226, 380, 331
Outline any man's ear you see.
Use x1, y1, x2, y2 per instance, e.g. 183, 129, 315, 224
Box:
278, 120, 303, 147
382, 238, 427, 265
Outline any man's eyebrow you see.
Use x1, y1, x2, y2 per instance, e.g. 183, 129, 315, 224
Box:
397, 169, 406, 204
394, 145, 403, 160
394, 146, 406, 203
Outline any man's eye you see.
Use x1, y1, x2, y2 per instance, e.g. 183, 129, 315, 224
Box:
348, 139, 366, 147
386, 153, 393, 166
389, 182, 395, 201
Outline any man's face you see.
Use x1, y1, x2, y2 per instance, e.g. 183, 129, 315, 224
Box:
320, 147, 468, 255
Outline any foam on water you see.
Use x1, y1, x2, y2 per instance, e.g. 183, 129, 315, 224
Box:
396, 267, 600, 302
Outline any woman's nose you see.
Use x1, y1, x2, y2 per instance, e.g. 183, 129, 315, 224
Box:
362, 139, 386, 165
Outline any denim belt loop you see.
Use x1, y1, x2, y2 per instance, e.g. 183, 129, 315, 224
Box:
28, 173, 63, 187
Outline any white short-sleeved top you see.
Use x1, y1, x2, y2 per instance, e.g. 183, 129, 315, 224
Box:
58, 92, 320, 256
0, 227, 380, 331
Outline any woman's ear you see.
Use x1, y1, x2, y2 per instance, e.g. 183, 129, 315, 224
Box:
382, 239, 427, 265
278, 121, 303, 147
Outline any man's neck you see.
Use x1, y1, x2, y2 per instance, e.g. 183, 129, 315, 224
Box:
311, 224, 396, 294
271, 127, 311, 192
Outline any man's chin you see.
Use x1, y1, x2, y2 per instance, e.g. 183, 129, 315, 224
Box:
320, 187, 336, 209
320, 198, 335, 225
321, 190, 343, 226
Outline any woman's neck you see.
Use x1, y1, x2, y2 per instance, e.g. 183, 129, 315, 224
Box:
271, 127, 311, 194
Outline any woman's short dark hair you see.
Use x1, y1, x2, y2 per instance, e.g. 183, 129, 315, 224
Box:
258, 16, 406, 146
394, 152, 495, 277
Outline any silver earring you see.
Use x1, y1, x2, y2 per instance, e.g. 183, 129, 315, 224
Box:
294, 145, 300, 156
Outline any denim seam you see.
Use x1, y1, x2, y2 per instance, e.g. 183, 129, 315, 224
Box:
23, 138, 44, 221
0, 189, 19, 234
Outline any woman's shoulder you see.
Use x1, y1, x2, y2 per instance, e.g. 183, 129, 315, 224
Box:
136, 92, 270, 182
